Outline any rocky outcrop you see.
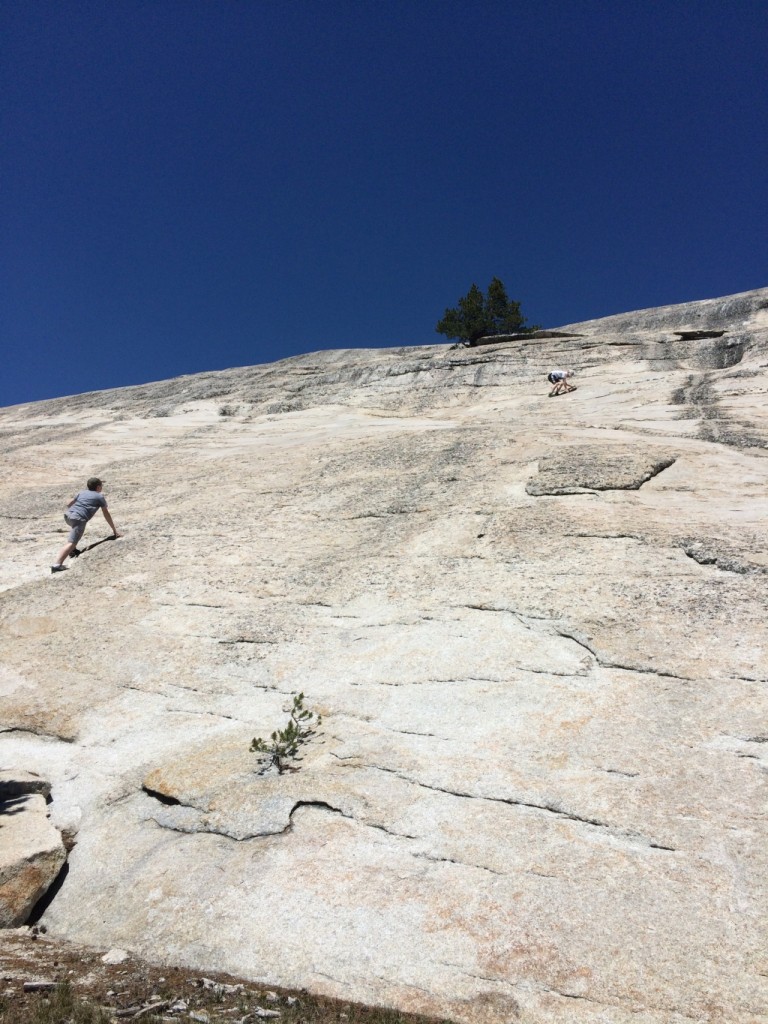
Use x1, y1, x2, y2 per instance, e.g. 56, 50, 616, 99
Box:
0, 287, 767, 1023
525, 444, 676, 494
0, 773, 66, 927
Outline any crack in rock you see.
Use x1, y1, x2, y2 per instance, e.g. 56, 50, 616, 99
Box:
284, 801, 421, 842
413, 851, 505, 877
680, 539, 766, 575
142, 786, 183, 807
554, 629, 597, 658
361, 764, 674, 850
141, 789, 420, 844
555, 629, 693, 680
457, 606, 690, 680
0, 726, 75, 744
218, 637, 278, 645
166, 709, 238, 721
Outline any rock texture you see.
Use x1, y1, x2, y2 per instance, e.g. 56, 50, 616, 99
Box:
0, 772, 66, 926
1, 287, 767, 1023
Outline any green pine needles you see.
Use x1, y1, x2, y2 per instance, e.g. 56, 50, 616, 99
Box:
435, 277, 538, 346
249, 692, 322, 774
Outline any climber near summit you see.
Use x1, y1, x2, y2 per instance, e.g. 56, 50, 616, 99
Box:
547, 368, 576, 396
51, 477, 121, 573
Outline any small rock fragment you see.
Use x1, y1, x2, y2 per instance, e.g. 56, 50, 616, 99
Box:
102, 949, 130, 965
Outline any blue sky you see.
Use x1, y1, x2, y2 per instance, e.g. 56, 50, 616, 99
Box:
3, 0, 767, 407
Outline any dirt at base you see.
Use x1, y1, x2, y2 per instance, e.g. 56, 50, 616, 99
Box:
0, 928, 445, 1024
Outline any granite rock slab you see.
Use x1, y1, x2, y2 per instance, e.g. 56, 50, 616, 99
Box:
1, 287, 767, 1022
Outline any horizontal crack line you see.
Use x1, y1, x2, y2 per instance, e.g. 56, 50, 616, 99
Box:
0, 726, 75, 743
360, 765, 675, 850
414, 851, 505, 876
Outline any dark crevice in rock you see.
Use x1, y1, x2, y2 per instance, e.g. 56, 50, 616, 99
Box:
0, 776, 52, 801
27, 862, 69, 925
555, 630, 597, 658
142, 786, 183, 807
288, 801, 418, 841
673, 330, 726, 340
289, 799, 352, 821
468, 330, 585, 347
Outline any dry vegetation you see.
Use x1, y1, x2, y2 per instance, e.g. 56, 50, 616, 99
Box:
0, 931, 449, 1024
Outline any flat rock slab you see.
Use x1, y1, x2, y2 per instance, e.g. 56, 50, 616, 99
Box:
526, 445, 676, 494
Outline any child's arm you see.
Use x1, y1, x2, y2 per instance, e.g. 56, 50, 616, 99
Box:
102, 507, 122, 537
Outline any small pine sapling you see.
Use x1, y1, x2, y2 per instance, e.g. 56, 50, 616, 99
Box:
250, 692, 322, 774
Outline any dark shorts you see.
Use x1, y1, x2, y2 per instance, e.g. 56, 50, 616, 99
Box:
64, 514, 86, 544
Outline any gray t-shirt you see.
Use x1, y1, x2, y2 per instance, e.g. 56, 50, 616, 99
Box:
67, 489, 107, 523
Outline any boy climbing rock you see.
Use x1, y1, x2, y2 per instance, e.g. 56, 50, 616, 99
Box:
547, 368, 576, 396
51, 477, 121, 572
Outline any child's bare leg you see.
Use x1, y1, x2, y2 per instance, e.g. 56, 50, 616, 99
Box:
54, 541, 77, 566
